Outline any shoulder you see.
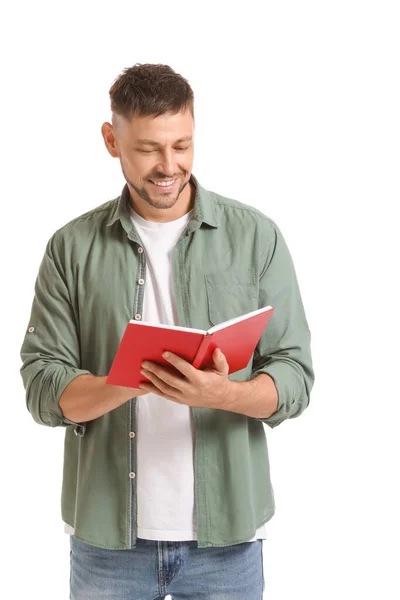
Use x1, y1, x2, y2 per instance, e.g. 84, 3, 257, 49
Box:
208, 187, 279, 239
50, 195, 119, 250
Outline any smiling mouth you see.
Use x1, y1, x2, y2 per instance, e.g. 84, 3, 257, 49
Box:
148, 178, 178, 189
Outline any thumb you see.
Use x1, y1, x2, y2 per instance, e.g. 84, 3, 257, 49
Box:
213, 348, 229, 373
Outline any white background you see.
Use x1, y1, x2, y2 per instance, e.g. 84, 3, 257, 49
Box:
1, 1, 399, 598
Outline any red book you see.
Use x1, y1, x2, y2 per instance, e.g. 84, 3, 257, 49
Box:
106, 305, 274, 388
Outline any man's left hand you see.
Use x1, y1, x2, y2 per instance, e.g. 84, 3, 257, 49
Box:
138, 348, 231, 409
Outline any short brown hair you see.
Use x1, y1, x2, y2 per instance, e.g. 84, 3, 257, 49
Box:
109, 63, 194, 121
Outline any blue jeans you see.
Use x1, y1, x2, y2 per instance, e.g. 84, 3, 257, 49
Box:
70, 535, 265, 599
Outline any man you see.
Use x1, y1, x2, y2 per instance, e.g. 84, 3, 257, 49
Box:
20, 63, 314, 599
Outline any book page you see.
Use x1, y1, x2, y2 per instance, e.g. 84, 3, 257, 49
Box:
207, 306, 273, 334
129, 320, 206, 335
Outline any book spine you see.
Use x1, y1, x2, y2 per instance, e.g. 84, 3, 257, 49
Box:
192, 335, 211, 370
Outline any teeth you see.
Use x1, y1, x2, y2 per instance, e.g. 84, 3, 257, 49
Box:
152, 179, 176, 187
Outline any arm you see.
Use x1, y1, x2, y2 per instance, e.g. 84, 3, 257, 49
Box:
20, 233, 146, 430
59, 374, 146, 424
246, 221, 315, 428
222, 373, 278, 419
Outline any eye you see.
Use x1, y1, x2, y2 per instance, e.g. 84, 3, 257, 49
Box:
139, 149, 154, 154
175, 147, 189, 152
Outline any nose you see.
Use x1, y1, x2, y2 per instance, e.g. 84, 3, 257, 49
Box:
155, 150, 177, 177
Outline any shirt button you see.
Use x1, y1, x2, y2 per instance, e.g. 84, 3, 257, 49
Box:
129, 432, 136, 438
129, 472, 136, 479
138, 278, 144, 285
28, 326, 35, 333
138, 246, 144, 254
134, 314, 142, 320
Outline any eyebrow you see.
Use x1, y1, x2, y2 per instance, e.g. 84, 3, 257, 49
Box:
136, 136, 193, 146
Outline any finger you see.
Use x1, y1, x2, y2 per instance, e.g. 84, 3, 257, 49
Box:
162, 352, 196, 379
139, 381, 181, 403
142, 361, 185, 383
140, 368, 182, 396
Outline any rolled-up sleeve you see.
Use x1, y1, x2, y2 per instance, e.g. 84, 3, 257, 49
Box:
20, 233, 91, 430
251, 221, 315, 428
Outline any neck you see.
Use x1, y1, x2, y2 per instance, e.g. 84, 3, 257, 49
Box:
128, 178, 195, 223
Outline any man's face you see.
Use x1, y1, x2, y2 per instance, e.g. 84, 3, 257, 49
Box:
102, 109, 194, 211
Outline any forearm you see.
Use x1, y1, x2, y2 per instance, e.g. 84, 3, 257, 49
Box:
221, 373, 279, 419
59, 374, 147, 423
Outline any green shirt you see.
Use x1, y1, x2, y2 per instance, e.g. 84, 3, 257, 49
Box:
20, 176, 314, 549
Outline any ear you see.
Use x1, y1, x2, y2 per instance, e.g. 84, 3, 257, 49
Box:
101, 122, 119, 158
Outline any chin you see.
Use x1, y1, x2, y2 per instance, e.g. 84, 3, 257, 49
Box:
153, 197, 180, 209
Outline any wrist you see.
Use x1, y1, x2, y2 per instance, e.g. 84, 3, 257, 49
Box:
217, 378, 241, 412
216, 374, 279, 419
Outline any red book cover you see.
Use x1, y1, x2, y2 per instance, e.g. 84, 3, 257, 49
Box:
106, 306, 274, 389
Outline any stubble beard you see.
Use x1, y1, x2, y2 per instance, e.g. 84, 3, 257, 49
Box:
121, 162, 190, 210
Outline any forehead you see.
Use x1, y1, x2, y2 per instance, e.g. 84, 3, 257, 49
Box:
115, 110, 194, 143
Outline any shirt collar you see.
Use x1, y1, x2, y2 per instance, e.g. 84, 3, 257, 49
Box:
106, 174, 219, 230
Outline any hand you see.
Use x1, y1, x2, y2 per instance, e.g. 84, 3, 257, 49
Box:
138, 348, 231, 409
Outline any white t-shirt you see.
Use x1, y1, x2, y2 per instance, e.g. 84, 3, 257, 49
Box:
64, 205, 267, 543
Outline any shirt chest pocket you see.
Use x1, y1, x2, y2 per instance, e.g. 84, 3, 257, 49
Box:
204, 271, 258, 326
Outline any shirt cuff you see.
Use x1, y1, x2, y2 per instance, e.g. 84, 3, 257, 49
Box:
251, 360, 308, 428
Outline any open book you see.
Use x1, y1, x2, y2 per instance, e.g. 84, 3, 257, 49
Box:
106, 305, 274, 388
